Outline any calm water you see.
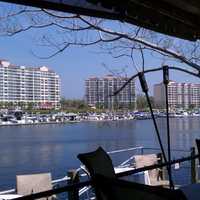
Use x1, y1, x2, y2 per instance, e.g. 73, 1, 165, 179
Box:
0, 117, 200, 190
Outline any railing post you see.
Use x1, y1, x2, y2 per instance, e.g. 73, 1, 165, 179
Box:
141, 147, 144, 155
191, 147, 197, 184
67, 169, 80, 200
159, 153, 168, 181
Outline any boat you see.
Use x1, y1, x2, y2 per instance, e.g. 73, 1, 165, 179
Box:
0, 145, 194, 199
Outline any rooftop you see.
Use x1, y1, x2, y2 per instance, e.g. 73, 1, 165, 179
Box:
0, 59, 56, 73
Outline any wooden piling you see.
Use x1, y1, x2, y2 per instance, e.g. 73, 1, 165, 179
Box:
67, 170, 80, 200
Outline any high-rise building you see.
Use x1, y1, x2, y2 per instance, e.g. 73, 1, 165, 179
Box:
0, 60, 61, 109
154, 81, 200, 109
85, 75, 136, 109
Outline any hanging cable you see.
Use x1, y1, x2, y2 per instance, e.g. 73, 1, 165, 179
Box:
163, 65, 174, 189
138, 72, 174, 188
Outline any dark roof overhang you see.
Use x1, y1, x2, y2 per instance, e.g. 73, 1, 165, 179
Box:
1, 0, 200, 41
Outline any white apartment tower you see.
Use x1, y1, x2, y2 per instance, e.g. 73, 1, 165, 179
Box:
154, 81, 200, 109
85, 75, 136, 109
0, 60, 60, 109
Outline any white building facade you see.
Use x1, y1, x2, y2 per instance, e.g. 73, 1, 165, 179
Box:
85, 75, 136, 109
154, 81, 200, 109
0, 60, 60, 109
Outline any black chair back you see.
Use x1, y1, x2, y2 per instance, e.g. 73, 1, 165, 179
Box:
78, 147, 116, 200
77, 147, 115, 179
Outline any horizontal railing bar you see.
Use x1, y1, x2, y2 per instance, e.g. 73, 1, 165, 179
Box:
14, 153, 200, 200
52, 176, 70, 184
117, 154, 200, 177
0, 189, 16, 195
119, 155, 136, 166
107, 146, 143, 154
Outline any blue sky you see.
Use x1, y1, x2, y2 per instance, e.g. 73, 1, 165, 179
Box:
0, 3, 200, 98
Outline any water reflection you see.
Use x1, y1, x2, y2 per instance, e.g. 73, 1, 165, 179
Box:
170, 117, 200, 131
0, 119, 200, 189
157, 118, 200, 151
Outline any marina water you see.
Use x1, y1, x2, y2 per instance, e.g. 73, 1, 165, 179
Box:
0, 117, 200, 190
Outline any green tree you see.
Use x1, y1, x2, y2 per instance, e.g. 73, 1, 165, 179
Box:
188, 104, 196, 111
136, 94, 155, 110
0, 102, 4, 109
27, 102, 34, 110
95, 102, 106, 110
60, 98, 89, 111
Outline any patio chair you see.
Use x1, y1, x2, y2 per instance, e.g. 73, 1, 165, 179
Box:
77, 147, 187, 200
16, 173, 55, 200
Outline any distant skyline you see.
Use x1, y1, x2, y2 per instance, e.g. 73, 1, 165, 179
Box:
1, 34, 199, 99
0, 3, 200, 99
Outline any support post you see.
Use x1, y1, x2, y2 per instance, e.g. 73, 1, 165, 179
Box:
163, 65, 173, 189
191, 147, 197, 184
141, 147, 144, 155
158, 153, 168, 181
67, 169, 80, 200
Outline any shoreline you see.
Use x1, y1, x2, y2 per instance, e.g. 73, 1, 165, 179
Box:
0, 120, 81, 127
1, 115, 200, 127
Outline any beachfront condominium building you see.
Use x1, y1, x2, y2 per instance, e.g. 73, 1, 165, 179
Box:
154, 81, 200, 109
85, 75, 136, 109
0, 60, 61, 109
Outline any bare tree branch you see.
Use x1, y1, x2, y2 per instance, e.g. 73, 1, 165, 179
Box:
1, 5, 200, 73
